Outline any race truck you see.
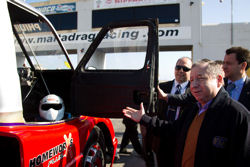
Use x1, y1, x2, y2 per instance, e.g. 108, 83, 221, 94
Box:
0, 0, 159, 167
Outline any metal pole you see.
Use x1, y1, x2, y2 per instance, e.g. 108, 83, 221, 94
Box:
231, 0, 233, 45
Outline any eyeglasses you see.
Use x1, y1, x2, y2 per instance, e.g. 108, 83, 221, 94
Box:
175, 65, 191, 72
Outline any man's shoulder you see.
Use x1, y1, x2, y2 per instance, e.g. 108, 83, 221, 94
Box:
213, 89, 248, 113
225, 97, 250, 116
244, 77, 250, 86
159, 80, 174, 89
186, 81, 190, 89
159, 80, 174, 85
239, 77, 250, 106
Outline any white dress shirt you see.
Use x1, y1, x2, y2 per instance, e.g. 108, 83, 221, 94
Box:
170, 80, 189, 120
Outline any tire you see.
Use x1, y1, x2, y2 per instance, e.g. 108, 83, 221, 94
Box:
82, 126, 106, 167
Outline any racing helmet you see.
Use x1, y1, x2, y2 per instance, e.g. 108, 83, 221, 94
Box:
39, 94, 65, 121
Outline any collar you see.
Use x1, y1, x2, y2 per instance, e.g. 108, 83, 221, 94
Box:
228, 76, 246, 86
196, 87, 229, 115
197, 100, 212, 115
202, 88, 230, 114
174, 80, 189, 89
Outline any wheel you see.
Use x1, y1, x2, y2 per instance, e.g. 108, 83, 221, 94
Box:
82, 126, 106, 167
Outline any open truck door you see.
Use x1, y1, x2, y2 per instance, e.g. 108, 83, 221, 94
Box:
71, 19, 159, 118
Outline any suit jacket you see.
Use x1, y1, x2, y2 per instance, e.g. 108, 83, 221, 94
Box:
142, 88, 250, 167
224, 77, 250, 110
158, 80, 190, 120
159, 80, 174, 94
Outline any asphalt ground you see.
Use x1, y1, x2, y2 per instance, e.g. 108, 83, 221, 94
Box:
109, 118, 146, 167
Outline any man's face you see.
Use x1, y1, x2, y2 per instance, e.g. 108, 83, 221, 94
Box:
174, 58, 192, 83
223, 53, 242, 81
190, 64, 219, 106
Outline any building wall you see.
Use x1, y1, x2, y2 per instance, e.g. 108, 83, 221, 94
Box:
77, 0, 92, 31
29, 0, 250, 63
201, 23, 250, 61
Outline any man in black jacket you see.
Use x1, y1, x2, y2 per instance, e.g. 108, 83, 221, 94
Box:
123, 61, 250, 167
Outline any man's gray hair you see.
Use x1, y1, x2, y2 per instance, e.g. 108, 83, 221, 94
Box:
192, 60, 223, 78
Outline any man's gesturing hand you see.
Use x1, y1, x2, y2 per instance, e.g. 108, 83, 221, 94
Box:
122, 103, 145, 123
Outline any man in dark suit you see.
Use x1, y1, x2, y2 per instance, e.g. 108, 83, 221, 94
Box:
223, 46, 250, 110
155, 57, 192, 167
158, 57, 192, 122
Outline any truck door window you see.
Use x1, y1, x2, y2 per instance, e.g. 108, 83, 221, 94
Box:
14, 22, 71, 70
85, 26, 148, 70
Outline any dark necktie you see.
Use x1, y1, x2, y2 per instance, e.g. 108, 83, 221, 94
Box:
166, 84, 181, 122
226, 82, 236, 97
175, 84, 181, 94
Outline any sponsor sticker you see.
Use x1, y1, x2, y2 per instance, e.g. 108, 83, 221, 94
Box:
29, 133, 73, 167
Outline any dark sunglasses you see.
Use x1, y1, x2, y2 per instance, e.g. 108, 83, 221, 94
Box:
41, 104, 62, 110
175, 65, 191, 72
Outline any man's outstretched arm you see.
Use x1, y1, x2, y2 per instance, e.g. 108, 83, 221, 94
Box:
123, 103, 175, 137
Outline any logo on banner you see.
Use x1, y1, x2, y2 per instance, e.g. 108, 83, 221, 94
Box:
106, 0, 112, 4
94, 0, 177, 10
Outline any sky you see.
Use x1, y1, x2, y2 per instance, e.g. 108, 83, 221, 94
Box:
202, 0, 250, 24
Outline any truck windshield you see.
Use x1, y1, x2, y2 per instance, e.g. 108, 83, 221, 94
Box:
13, 19, 71, 70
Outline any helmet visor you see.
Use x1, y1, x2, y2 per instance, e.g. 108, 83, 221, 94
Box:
41, 104, 62, 110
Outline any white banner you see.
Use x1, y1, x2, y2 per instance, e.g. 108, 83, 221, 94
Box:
93, 0, 177, 10
16, 27, 191, 46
